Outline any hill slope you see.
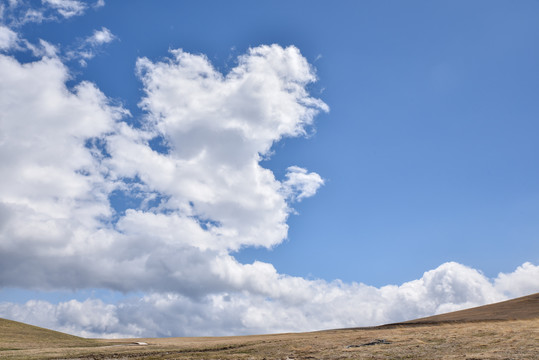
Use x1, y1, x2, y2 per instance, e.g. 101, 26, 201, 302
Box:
402, 292, 539, 324
0, 317, 99, 351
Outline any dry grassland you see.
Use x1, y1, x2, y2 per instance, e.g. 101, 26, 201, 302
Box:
2, 318, 538, 360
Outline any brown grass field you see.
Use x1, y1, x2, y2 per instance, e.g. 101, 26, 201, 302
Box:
1, 293, 538, 359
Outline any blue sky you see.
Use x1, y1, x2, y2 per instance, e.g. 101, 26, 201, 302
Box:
0, 0, 538, 337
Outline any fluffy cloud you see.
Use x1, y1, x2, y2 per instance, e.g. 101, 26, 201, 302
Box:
108, 44, 328, 251
0, 299, 129, 338
0, 53, 126, 290
494, 262, 539, 297
87, 27, 114, 45
0, 45, 327, 296
1, 261, 537, 338
282, 166, 324, 202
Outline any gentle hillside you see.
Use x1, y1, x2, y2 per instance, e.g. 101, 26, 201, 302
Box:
401, 292, 539, 324
0, 317, 100, 351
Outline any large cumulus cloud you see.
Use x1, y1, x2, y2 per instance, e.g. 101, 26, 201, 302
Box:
0, 54, 124, 290
0, 45, 327, 297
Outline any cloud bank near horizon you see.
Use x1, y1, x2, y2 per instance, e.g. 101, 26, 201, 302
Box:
1, 261, 538, 338
1, 6, 539, 338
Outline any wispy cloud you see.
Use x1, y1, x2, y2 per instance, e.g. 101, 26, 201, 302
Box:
1, 0, 102, 27
0, 1, 107, 62
42, 0, 87, 19
24, 38, 58, 57
0, 25, 18, 50
66, 27, 116, 66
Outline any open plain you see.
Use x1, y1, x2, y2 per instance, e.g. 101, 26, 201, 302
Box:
1, 293, 538, 360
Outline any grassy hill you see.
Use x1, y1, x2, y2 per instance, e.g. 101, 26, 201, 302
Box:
0, 317, 101, 351
400, 292, 539, 324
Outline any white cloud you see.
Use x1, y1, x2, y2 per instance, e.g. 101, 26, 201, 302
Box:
108, 44, 328, 251
1, 0, 98, 26
0, 54, 125, 289
494, 262, 539, 298
66, 27, 116, 66
0, 3, 102, 56
21, 8, 46, 24
42, 0, 87, 18
0, 299, 130, 338
87, 27, 114, 45
0, 45, 327, 295
0, 25, 18, 50
23, 38, 58, 57
0, 20, 56, 57
282, 166, 324, 202
1, 261, 537, 337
